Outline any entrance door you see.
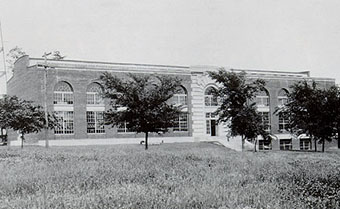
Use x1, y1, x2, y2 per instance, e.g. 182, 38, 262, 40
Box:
211, 120, 216, 136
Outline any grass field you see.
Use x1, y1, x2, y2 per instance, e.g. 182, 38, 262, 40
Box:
0, 142, 339, 209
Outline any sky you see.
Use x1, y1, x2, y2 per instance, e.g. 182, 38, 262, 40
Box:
1, 0, 340, 93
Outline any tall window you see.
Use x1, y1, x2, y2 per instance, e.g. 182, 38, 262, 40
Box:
278, 89, 289, 106
173, 113, 188, 132
171, 86, 187, 106
54, 82, 74, 135
256, 89, 270, 107
86, 83, 105, 134
259, 112, 270, 132
278, 89, 289, 132
87, 83, 104, 105
205, 87, 218, 106
86, 111, 105, 134
55, 111, 74, 134
54, 82, 73, 105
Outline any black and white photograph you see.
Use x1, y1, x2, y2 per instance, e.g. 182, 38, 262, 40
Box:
0, 0, 339, 208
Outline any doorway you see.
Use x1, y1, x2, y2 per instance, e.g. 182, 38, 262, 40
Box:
206, 112, 218, 136
210, 120, 216, 136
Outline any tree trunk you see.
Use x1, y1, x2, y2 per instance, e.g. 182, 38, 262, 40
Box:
314, 138, 317, 152
45, 128, 49, 148
322, 139, 325, 152
145, 132, 148, 150
21, 133, 24, 149
241, 135, 244, 152
254, 138, 257, 152
338, 130, 340, 149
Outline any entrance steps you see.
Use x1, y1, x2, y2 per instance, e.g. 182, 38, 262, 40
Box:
204, 136, 255, 152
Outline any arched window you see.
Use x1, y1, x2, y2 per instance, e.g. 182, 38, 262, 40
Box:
171, 86, 187, 106
205, 87, 218, 106
256, 89, 269, 107
278, 88, 289, 106
171, 86, 188, 132
86, 83, 104, 105
53, 81, 73, 105
53, 82, 74, 135
86, 83, 105, 134
256, 88, 270, 132
278, 88, 289, 132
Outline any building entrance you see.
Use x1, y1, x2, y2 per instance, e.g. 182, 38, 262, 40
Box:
210, 120, 216, 136
206, 113, 218, 136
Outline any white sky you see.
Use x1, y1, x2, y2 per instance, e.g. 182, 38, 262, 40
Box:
1, 0, 340, 93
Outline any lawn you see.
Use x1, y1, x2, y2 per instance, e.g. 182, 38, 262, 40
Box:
0, 142, 339, 209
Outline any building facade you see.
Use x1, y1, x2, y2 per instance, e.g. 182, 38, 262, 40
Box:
7, 55, 336, 150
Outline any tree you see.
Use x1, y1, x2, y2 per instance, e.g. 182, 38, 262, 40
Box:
279, 80, 333, 152
51, 51, 66, 60
208, 69, 268, 151
6, 46, 26, 71
100, 73, 182, 150
320, 85, 340, 149
0, 95, 57, 148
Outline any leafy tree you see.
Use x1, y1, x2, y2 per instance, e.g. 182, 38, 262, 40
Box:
208, 69, 268, 151
320, 85, 340, 149
6, 46, 26, 71
100, 73, 182, 150
0, 95, 57, 148
279, 80, 333, 152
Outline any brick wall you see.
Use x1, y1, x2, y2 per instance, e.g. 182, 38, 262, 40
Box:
8, 57, 192, 141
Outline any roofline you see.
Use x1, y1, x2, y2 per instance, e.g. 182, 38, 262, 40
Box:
231, 68, 310, 76
30, 57, 190, 69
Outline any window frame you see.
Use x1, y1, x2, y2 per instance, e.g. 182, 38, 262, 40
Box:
204, 87, 218, 106
280, 139, 292, 150
86, 111, 105, 134
278, 112, 289, 132
54, 111, 74, 135
259, 111, 271, 132
300, 138, 311, 150
86, 83, 104, 105
53, 82, 74, 105
259, 140, 272, 150
173, 113, 188, 132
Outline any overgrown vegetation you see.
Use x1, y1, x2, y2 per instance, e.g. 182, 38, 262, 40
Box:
0, 143, 339, 208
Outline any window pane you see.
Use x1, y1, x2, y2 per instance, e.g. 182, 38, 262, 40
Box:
280, 139, 292, 150
95, 112, 105, 133
206, 120, 210, 134
87, 93, 95, 105
173, 113, 188, 132
87, 111, 105, 134
205, 96, 210, 106
64, 93, 73, 104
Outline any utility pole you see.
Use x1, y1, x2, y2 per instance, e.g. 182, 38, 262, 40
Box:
0, 21, 7, 93
42, 52, 51, 148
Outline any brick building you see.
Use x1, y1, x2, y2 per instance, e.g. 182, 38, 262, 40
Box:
7, 55, 335, 150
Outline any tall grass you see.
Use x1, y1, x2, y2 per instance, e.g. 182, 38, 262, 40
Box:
0, 143, 339, 208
